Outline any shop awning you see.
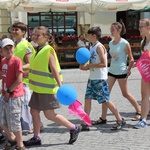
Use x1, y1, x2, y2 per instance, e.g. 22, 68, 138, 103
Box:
129, 6, 150, 14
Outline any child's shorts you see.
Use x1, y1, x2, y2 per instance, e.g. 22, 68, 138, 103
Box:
85, 79, 110, 104
0, 95, 23, 132
29, 92, 60, 110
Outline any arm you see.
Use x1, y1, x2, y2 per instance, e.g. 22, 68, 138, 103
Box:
49, 53, 62, 87
125, 43, 134, 76
0, 71, 2, 80
23, 53, 32, 70
80, 45, 107, 70
4, 71, 23, 102
8, 72, 23, 92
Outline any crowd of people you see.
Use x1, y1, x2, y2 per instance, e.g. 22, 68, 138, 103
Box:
0, 18, 149, 150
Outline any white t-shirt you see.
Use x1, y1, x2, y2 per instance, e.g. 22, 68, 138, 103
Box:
77, 40, 86, 47
30, 41, 38, 48
89, 42, 108, 80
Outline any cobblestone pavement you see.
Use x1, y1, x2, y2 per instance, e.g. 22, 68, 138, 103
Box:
0, 68, 150, 150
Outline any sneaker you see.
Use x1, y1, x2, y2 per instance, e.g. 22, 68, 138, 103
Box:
80, 124, 90, 131
23, 137, 41, 146
14, 146, 26, 150
69, 126, 81, 144
111, 118, 126, 130
2, 140, 17, 150
133, 120, 148, 129
0, 133, 5, 144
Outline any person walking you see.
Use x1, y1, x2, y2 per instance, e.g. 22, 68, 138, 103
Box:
0, 38, 25, 150
80, 26, 126, 131
11, 22, 35, 134
92, 21, 141, 126
134, 18, 150, 129
0, 42, 5, 144
23, 26, 81, 147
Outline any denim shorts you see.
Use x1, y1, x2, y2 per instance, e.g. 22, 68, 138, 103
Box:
0, 95, 23, 132
85, 79, 110, 104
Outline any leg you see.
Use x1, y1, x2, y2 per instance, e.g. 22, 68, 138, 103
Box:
80, 99, 91, 130
133, 79, 150, 129
21, 85, 33, 132
1, 125, 16, 141
140, 79, 150, 120
118, 78, 141, 114
30, 108, 41, 136
100, 76, 116, 121
23, 108, 42, 147
84, 99, 92, 116
44, 109, 74, 129
104, 101, 122, 121
105, 101, 126, 130
14, 130, 24, 148
44, 109, 81, 144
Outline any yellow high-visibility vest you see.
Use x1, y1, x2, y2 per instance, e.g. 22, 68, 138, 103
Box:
29, 45, 63, 94
14, 40, 35, 84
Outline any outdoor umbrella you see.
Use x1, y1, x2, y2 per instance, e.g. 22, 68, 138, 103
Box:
0, 0, 149, 26
0, 0, 149, 12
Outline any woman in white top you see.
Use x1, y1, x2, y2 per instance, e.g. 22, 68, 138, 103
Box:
134, 18, 150, 129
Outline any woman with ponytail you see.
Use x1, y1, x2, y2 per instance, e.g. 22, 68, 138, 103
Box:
92, 21, 141, 126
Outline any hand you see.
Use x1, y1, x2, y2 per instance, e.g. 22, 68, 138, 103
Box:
127, 69, 131, 77
79, 64, 89, 70
4, 92, 10, 102
132, 62, 136, 68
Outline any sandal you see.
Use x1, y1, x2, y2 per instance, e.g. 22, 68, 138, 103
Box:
0, 133, 5, 144
131, 112, 141, 121
14, 145, 25, 150
92, 117, 107, 125
28, 130, 33, 134
2, 140, 17, 150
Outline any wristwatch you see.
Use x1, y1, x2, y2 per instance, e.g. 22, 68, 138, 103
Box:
7, 89, 12, 94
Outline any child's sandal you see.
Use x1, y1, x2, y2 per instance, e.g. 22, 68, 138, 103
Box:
92, 117, 107, 125
14, 146, 25, 150
131, 112, 141, 121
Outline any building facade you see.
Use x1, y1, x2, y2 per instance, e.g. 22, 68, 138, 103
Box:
0, 9, 149, 39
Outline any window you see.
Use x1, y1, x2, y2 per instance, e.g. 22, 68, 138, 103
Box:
28, 12, 77, 38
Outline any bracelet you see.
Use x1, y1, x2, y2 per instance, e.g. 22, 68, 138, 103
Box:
7, 89, 12, 94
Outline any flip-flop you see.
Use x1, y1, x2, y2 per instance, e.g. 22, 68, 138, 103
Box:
92, 117, 107, 125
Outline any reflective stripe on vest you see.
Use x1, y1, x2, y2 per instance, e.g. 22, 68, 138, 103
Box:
29, 69, 62, 78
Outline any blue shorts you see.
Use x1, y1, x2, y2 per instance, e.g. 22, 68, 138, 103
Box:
85, 79, 110, 104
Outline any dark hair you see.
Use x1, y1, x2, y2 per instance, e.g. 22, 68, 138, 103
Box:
87, 27, 101, 39
12, 22, 27, 33
112, 21, 126, 36
140, 18, 150, 51
79, 34, 84, 38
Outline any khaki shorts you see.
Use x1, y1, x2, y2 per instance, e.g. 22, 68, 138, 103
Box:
0, 95, 23, 132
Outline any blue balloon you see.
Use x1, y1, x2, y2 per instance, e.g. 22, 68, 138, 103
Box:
76, 48, 90, 64
56, 84, 77, 106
